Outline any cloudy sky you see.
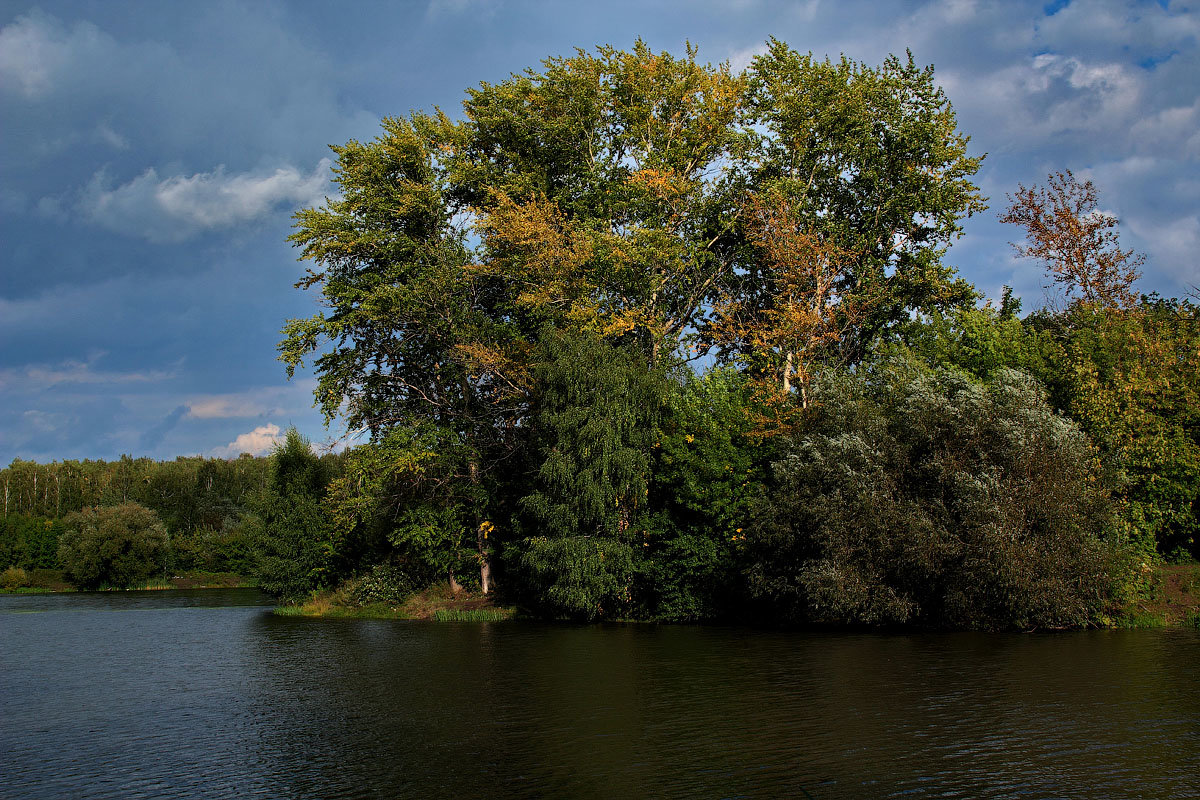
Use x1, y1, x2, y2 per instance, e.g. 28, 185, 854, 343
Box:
1, 0, 1197, 465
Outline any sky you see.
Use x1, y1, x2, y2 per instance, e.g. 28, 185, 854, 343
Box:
1, 0, 1197, 465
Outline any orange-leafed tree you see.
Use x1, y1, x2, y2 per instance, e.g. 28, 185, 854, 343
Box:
1001, 170, 1143, 310
710, 191, 866, 432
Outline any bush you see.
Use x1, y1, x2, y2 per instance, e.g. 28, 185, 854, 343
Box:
517, 535, 634, 620
747, 354, 1132, 630
348, 563, 417, 606
1, 566, 29, 589
172, 518, 257, 574
57, 503, 170, 589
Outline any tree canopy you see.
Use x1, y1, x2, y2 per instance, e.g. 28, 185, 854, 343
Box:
280, 41, 986, 594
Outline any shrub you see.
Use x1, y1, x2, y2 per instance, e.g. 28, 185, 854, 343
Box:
57, 503, 170, 589
348, 563, 417, 606
1, 566, 29, 589
517, 536, 634, 621
747, 353, 1132, 630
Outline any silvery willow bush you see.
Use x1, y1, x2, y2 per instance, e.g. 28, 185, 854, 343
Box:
747, 353, 1133, 630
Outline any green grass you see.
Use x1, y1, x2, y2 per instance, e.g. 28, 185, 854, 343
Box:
431, 607, 515, 622
1116, 608, 1168, 628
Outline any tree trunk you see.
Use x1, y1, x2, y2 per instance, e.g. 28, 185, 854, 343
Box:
468, 459, 492, 594
449, 569, 462, 595
782, 350, 795, 395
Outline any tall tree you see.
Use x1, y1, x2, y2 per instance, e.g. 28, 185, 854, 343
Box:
280, 41, 985, 599
736, 41, 986, 362
1001, 170, 1144, 310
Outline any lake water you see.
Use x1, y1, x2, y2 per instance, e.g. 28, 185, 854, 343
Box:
1, 589, 1198, 799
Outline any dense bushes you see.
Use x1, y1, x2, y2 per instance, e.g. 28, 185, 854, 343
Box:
250, 429, 339, 601
746, 355, 1132, 629
57, 503, 171, 589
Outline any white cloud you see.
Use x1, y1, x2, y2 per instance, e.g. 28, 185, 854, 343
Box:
182, 383, 315, 420
0, 353, 176, 392
81, 158, 333, 242
213, 423, 283, 458
0, 11, 89, 97
1130, 98, 1200, 160
186, 396, 269, 420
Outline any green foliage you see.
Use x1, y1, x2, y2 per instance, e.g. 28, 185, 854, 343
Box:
251, 429, 340, 601
519, 331, 663, 540
739, 42, 985, 357
348, 562, 417, 606
0, 454, 271, 530
517, 535, 634, 621
57, 503, 170, 590
747, 354, 1131, 629
1038, 300, 1200, 559
639, 367, 764, 620
171, 520, 257, 575
328, 422, 482, 586
0, 514, 64, 570
512, 331, 662, 619
901, 300, 1052, 380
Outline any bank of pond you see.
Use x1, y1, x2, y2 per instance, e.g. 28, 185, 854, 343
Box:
5, 561, 1199, 630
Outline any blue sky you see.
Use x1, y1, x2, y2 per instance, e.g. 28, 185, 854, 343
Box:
1, 0, 1197, 464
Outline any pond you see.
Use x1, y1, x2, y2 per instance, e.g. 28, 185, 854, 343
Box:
2, 590, 1198, 798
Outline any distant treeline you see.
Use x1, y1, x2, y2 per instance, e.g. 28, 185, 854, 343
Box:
0, 452, 346, 581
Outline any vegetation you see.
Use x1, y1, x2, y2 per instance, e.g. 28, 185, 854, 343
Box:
57, 503, 171, 590
746, 355, 1129, 629
5, 42, 1197, 629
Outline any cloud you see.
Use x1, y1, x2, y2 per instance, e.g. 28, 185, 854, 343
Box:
0, 353, 176, 392
0, 10, 98, 97
81, 159, 333, 243
212, 423, 283, 458
183, 383, 316, 419
139, 404, 188, 451
1130, 98, 1200, 159
186, 396, 269, 420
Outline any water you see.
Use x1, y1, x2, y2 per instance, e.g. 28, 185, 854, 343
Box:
2, 591, 1198, 799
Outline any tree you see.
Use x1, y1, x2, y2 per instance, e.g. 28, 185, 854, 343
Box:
1001, 170, 1144, 310
280, 41, 985, 598
709, 190, 864, 428
735, 42, 986, 362
57, 503, 170, 590
1035, 299, 1200, 559
514, 330, 664, 619
251, 429, 339, 601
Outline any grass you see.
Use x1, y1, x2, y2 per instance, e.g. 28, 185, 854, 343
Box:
0, 569, 253, 594
431, 607, 515, 622
273, 581, 516, 621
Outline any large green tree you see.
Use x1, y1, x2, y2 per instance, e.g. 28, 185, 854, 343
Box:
280, 41, 984, 601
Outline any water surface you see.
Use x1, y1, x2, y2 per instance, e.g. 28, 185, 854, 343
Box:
2, 590, 1197, 798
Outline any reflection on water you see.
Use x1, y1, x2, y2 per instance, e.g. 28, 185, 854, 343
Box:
2, 591, 1198, 799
